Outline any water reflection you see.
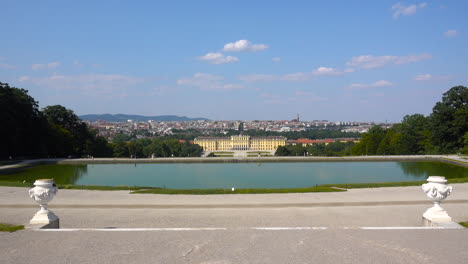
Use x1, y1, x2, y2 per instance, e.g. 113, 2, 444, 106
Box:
0, 164, 87, 185
397, 162, 467, 179
1, 162, 466, 188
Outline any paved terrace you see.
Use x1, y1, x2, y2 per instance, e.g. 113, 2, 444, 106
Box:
1, 156, 467, 263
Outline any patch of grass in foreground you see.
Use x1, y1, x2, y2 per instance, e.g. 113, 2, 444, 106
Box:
0, 181, 32, 187
320, 177, 468, 189
0, 160, 22, 166
0, 223, 24, 232
58, 184, 161, 191
459, 222, 468, 228
2, 177, 468, 194
132, 186, 344, 195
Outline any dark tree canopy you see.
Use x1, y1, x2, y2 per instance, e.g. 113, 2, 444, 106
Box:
430, 86, 468, 153
347, 86, 468, 156
0, 82, 46, 157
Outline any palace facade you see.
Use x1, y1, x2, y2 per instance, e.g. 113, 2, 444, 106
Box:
194, 135, 286, 151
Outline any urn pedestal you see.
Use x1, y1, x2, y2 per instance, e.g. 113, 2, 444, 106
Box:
422, 176, 452, 225
29, 179, 59, 227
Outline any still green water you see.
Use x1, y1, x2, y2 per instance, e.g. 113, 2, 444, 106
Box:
1, 162, 466, 189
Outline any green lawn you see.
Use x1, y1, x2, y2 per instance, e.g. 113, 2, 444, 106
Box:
0, 160, 22, 166
320, 177, 468, 189
0, 223, 24, 232
132, 186, 344, 195
460, 222, 468, 228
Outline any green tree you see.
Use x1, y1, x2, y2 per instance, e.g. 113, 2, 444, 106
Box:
0, 82, 46, 158
463, 132, 468, 155
399, 114, 430, 154
112, 141, 129, 157
430, 86, 468, 153
275, 146, 290, 156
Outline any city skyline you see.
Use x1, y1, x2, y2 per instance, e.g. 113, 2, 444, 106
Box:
1, 1, 467, 122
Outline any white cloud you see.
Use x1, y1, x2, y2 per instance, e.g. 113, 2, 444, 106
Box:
392, 2, 427, 18
294, 91, 327, 101
18, 76, 30, 82
414, 74, 432, 81
0, 63, 15, 69
222, 40, 268, 52
444, 30, 458, 37
349, 80, 393, 89
240, 67, 342, 83
22, 73, 142, 96
347, 53, 432, 69
282, 72, 309, 82
177, 73, 243, 91
197, 52, 239, 64
32, 62, 61, 70
272, 57, 281, 62
239, 74, 278, 82
261, 91, 326, 104
312, 67, 341, 76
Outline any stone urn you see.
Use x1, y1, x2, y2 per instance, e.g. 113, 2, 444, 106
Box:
422, 176, 452, 222
29, 179, 59, 225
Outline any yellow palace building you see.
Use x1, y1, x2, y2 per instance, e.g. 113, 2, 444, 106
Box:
194, 135, 286, 151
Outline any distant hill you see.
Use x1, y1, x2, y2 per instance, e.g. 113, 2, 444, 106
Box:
79, 114, 210, 122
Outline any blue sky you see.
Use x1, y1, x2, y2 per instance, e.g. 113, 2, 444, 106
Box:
1, 0, 467, 121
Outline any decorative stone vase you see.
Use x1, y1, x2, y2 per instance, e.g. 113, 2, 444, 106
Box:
422, 176, 452, 222
29, 179, 59, 224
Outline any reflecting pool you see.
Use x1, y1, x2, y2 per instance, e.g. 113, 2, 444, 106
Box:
1, 162, 466, 189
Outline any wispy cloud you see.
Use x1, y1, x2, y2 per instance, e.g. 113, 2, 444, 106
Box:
18, 76, 30, 82
32, 62, 61, 70
347, 53, 431, 69
222, 40, 268, 52
272, 57, 281, 62
348, 80, 393, 90
177, 73, 243, 91
20, 73, 143, 97
444, 30, 458, 37
260, 91, 327, 104
414, 74, 432, 81
240, 67, 342, 83
0, 63, 15, 69
197, 52, 239, 64
414, 74, 455, 82
392, 2, 427, 18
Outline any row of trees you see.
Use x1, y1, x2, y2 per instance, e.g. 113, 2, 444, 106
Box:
274, 86, 467, 157
112, 138, 203, 158
169, 128, 360, 141
0, 82, 205, 159
1, 82, 111, 158
275, 141, 355, 156
351, 86, 467, 155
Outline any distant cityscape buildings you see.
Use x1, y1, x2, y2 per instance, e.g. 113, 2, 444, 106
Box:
84, 118, 393, 141
194, 135, 287, 151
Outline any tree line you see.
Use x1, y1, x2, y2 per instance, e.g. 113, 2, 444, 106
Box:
1, 82, 112, 158
0, 82, 203, 159
274, 86, 468, 156
275, 141, 355, 156
351, 86, 467, 155
112, 137, 202, 158
168, 128, 360, 141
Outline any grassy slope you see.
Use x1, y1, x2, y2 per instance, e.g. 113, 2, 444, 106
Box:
0, 223, 24, 232
132, 186, 344, 194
